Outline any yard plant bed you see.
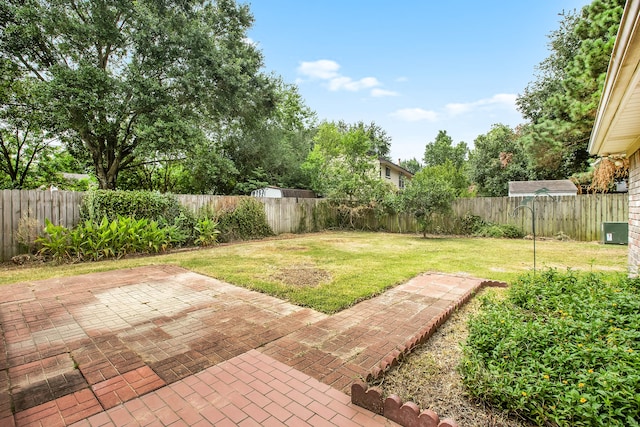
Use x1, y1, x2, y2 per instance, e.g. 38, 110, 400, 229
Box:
460, 270, 639, 426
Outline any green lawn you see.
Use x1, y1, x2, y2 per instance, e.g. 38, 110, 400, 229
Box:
1, 231, 628, 313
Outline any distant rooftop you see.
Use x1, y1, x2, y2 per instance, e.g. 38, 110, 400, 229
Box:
508, 180, 578, 197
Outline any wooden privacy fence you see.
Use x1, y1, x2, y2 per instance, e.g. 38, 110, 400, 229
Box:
1, 189, 84, 262
451, 194, 628, 242
0, 190, 630, 262
174, 195, 324, 235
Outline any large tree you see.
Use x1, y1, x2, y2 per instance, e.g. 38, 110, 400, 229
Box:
516, 0, 625, 179
302, 122, 393, 207
0, 60, 54, 189
0, 0, 276, 189
423, 130, 468, 169
336, 120, 392, 160
400, 166, 456, 237
468, 124, 531, 197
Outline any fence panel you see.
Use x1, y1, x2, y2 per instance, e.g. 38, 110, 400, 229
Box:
449, 194, 628, 240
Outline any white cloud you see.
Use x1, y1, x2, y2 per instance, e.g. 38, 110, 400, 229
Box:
297, 59, 391, 95
328, 76, 380, 92
297, 60, 341, 80
395, 76, 409, 83
445, 93, 517, 116
391, 108, 439, 122
371, 88, 399, 97
243, 37, 257, 46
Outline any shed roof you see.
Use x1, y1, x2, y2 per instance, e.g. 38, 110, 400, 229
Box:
508, 180, 578, 197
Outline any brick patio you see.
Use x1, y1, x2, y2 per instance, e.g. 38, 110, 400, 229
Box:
0, 265, 487, 426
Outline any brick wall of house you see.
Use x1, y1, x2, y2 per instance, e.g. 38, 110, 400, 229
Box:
629, 150, 640, 276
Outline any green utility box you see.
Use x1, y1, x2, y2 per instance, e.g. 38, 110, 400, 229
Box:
602, 222, 628, 245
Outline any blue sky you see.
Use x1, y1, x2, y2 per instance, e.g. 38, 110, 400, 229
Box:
245, 0, 592, 163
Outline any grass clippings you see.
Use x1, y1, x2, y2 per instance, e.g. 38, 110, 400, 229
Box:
373, 287, 534, 427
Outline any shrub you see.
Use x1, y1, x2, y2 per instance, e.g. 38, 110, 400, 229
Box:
80, 190, 184, 223
453, 213, 486, 235
215, 197, 273, 242
474, 223, 524, 239
37, 216, 180, 262
194, 217, 220, 246
460, 269, 640, 426
81, 190, 195, 245
15, 210, 43, 254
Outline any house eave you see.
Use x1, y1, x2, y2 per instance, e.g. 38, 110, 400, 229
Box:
589, 0, 640, 157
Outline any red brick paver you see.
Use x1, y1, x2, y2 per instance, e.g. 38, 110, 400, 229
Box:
0, 265, 486, 426
74, 350, 395, 427
260, 273, 484, 392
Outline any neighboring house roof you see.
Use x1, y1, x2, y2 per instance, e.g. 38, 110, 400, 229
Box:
508, 180, 578, 197
379, 158, 414, 178
589, 0, 640, 156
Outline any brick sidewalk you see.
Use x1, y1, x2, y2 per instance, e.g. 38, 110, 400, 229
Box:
0, 265, 486, 426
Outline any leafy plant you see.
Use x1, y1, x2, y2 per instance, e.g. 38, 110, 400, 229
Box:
460, 269, 640, 426
37, 216, 179, 262
37, 219, 71, 262
216, 197, 273, 242
194, 217, 220, 246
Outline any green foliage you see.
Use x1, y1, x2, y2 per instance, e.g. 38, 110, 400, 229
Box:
473, 223, 525, 239
81, 190, 183, 223
194, 217, 220, 247
423, 130, 468, 169
336, 120, 392, 159
400, 167, 456, 237
461, 269, 640, 426
302, 121, 395, 227
80, 190, 196, 244
37, 217, 181, 262
0, 60, 56, 189
468, 124, 531, 197
1, 0, 277, 189
516, 0, 625, 179
451, 213, 487, 235
215, 198, 273, 242
399, 158, 423, 174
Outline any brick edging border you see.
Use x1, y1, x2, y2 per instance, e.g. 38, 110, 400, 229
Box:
351, 279, 508, 427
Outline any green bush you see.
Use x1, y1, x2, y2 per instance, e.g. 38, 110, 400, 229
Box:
37, 216, 180, 262
81, 190, 195, 244
81, 190, 185, 223
474, 223, 524, 238
215, 197, 273, 242
194, 217, 220, 246
460, 269, 640, 426
454, 213, 487, 235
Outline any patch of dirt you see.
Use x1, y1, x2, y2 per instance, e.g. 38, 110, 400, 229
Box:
372, 287, 534, 427
271, 263, 331, 287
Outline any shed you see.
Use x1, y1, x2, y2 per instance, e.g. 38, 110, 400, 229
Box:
508, 180, 578, 197
251, 186, 316, 199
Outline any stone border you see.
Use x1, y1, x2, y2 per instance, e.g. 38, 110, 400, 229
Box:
351, 279, 508, 427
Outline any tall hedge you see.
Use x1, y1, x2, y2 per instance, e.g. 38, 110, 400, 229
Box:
80, 190, 184, 223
